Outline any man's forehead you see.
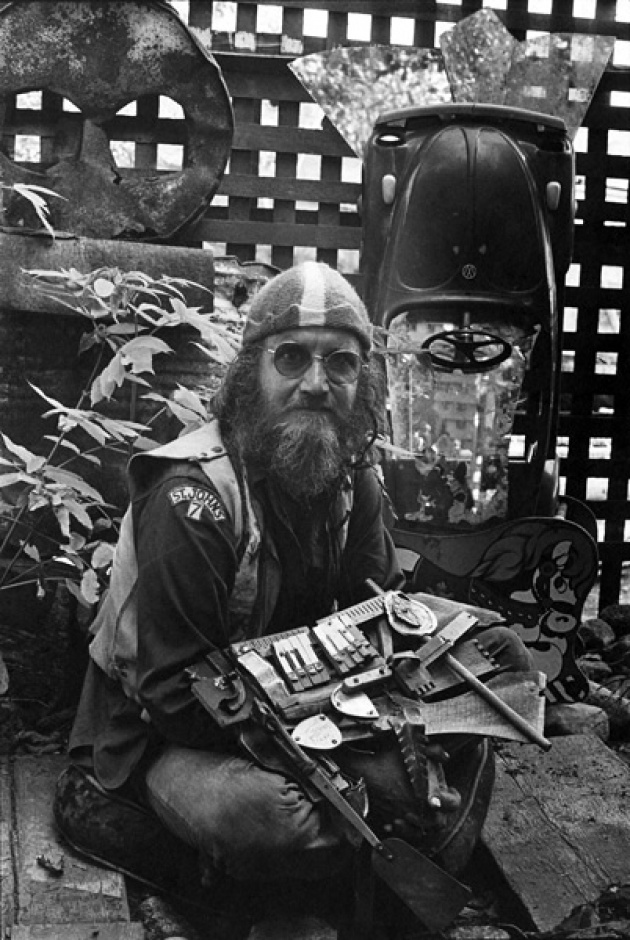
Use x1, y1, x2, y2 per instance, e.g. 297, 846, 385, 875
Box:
267, 326, 362, 349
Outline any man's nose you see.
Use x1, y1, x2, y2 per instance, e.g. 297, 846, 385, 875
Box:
300, 356, 329, 392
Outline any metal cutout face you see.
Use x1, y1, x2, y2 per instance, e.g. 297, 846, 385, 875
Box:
0, 1, 233, 239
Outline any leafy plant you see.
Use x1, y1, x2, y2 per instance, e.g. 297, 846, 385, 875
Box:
0, 265, 244, 609
1, 181, 65, 237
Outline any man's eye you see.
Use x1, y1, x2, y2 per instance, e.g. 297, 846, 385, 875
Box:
332, 352, 357, 369
278, 347, 306, 367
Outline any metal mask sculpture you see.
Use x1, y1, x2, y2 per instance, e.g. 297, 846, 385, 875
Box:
0, 0, 233, 239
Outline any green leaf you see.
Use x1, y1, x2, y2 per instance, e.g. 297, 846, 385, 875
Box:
172, 386, 209, 420
64, 498, 93, 530
28, 492, 50, 512
95, 415, 147, 439
43, 467, 104, 502
65, 578, 91, 607
91, 542, 115, 569
90, 353, 126, 404
66, 533, 87, 552
132, 435, 160, 451
27, 383, 68, 413
0, 471, 38, 487
55, 504, 71, 538
0, 433, 41, 468
80, 568, 101, 605
69, 416, 108, 446
21, 542, 41, 562
44, 436, 79, 452
13, 183, 65, 239
120, 335, 172, 375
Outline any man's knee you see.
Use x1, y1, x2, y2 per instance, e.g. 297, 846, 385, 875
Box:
144, 746, 345, 881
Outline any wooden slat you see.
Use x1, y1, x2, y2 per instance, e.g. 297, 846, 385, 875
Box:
11, 756, 132, 926
232, 123, 355, 158
483, 734, 630, 934
11, 926, 144, 940
218, 173, 360, 203
0, 758, 14, 937
194, 219, 362, 249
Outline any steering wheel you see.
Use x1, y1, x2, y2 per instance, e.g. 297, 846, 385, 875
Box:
422, 328, 512, 373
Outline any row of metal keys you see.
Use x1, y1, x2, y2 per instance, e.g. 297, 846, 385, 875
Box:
271, 632, 331, 692
312, 614, 377, 675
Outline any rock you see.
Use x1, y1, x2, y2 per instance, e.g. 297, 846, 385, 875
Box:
577, 654, 613, 683
587, 681, 630, 736
138, 895, 205, 940
600, 604, 630, 638
579, 617, 616, 652
545, 702, 610, 740
603, 636, 630, 670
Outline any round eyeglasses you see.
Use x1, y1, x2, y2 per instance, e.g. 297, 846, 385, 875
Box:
264, 341, 364, 385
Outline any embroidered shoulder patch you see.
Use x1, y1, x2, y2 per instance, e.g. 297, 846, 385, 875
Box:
168, 484, 227, 523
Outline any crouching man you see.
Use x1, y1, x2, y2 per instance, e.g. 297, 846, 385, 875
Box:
55, 262, 533, 937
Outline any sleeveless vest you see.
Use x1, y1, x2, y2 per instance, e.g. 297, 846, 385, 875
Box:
88, 421, 352, 701
88, 422, 261, 700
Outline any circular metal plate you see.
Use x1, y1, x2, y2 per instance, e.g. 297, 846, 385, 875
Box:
385, 594, 438, 636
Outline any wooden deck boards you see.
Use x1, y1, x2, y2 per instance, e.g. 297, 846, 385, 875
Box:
0, 755, 142, 940
482, 734, 630, 933
4, 735, 630, 938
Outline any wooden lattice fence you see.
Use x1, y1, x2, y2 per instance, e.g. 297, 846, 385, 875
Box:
3, 0, 630, 609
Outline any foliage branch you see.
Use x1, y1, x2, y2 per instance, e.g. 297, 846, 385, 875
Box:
0, 265, 243, 609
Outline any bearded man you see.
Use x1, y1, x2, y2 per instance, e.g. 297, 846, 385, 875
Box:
56, 262, 532, 937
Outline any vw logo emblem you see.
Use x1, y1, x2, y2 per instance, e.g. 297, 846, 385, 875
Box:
462, 264, 477, 280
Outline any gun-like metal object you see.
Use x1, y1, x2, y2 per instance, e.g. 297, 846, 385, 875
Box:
189, 647, 471, 933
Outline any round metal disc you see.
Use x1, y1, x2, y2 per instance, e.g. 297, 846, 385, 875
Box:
386, 594, 437, 636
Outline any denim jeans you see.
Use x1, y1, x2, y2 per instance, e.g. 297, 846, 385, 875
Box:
144, 744, 349, 883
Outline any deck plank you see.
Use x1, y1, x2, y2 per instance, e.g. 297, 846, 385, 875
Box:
482, 734, 630, 933
9, 755, 133, 928
1, 757, 15, 936
11, 926, 144, 940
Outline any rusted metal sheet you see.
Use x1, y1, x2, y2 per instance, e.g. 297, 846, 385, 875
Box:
0, 0, 233, 240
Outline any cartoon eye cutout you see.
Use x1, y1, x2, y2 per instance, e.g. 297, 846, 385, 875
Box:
0, 1, 233, 239
541, 609, 577, 636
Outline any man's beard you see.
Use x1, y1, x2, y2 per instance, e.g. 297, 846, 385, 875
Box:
236, 406, 360, 501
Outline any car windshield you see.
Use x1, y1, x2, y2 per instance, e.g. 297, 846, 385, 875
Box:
381, 311, 539, 527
